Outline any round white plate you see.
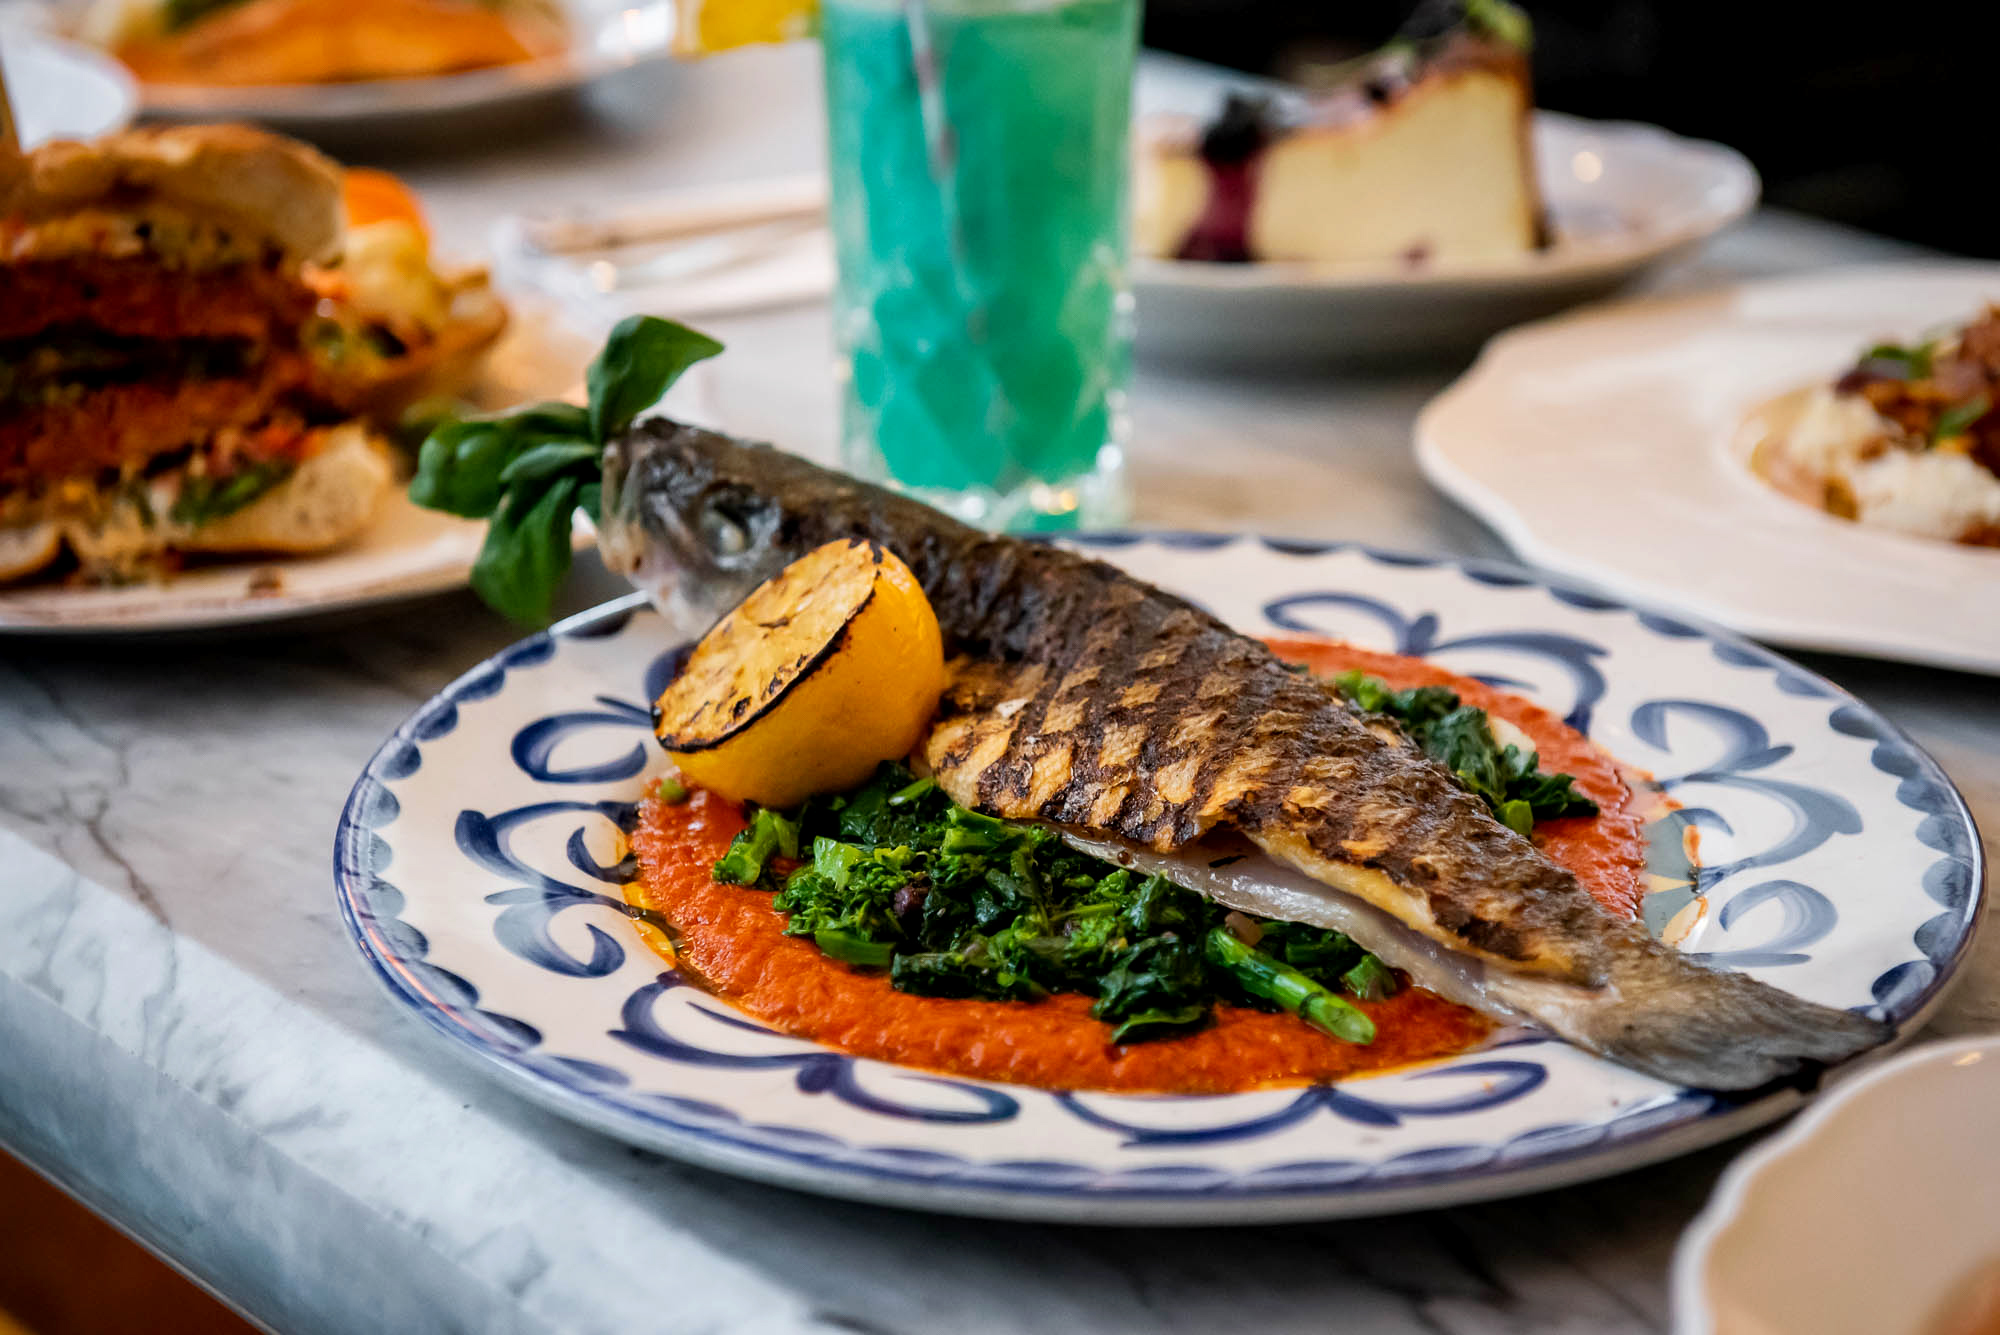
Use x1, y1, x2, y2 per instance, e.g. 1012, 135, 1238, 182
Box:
1132, 112, 1758, 363
1417, 263, 2000, 675
112, 0, 674, 129
0, 494, 496, 633
0, 28, 136, 146
1673, 1034, 2000, 1335
334, 536, 1980, 1223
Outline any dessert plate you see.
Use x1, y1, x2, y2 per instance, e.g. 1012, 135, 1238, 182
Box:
1418, 263, 2000, 675
1131, 111, 1757, 364
333, 536, 1979, 1223
1672, 1034, 2000, 1335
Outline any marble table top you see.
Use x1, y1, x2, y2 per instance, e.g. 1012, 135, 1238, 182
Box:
3, 41, 1994, 1335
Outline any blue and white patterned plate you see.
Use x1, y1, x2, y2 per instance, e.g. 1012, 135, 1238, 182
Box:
333, 537, 1982, 1223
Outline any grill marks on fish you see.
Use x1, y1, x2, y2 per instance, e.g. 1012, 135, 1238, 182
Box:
922, 549, 1608, 984
603, 422, 1896, 1089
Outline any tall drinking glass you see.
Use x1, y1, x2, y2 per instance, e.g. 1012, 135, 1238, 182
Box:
820, 0, 1138, 531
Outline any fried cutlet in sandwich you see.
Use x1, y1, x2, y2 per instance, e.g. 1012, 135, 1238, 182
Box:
0, 124, 418, 584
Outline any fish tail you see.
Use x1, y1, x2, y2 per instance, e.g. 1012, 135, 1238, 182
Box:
1547, 923, 1893, 1090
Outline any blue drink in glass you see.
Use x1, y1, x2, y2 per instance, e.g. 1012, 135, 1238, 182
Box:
820, 0, 1138, 530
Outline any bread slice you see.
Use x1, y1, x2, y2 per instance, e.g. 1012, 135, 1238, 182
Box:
0, 124, 345, 265
0, 424, 394, 585
0, 523, 64, 584
183, 422, 392, 554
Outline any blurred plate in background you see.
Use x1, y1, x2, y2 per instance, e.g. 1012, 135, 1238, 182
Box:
105, 0, 674, 132
1132, 111, 1758, 365
0, 27, 135, 145
1417, 264, 2000, 675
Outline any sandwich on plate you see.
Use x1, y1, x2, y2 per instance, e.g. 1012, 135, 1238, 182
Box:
1, 124, 506, 586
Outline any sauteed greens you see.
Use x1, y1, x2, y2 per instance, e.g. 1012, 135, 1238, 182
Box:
712, 764, 1386, 1045
1330, 670, 1598, 836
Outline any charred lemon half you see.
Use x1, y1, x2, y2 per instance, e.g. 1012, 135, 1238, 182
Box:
652, 538, 945, 808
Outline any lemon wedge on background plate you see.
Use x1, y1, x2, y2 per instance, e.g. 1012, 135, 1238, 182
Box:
672, 0, 816, 56
652, 538, 944, 808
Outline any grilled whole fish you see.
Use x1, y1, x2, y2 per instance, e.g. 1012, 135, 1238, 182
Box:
602, 420, 1891, 1090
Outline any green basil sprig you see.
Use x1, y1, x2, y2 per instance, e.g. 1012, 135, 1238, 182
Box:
409, 315, 724, 625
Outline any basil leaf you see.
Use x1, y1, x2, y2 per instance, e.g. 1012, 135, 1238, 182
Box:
497, 440, 604, 488
408, 320, 722, 624
409, 402, 590, 518
586, 315, 725, 443
469, 474, 580, 626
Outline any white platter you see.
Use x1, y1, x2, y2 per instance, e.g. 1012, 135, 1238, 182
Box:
1417, 263, 2000, 675
1673, 1034, 2000, 1335
1131, 112, 1758, 364
334, 535, 1980, 1223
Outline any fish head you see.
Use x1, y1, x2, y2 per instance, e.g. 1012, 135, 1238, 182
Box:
600, 418, 805, 632
601, 416, 947, 635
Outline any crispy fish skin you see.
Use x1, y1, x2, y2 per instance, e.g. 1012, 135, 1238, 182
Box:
602, 420, 1893, 1090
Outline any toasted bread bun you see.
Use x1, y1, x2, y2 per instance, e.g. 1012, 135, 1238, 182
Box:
0, 424, 394, 585
185, 423, 392, 554
0, 124, 345, 265
0, 523, 64, 584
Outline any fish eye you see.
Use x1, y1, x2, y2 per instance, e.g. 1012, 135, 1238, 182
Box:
696, 494, 753, 558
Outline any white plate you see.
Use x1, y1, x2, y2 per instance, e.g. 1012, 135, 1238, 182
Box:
333, 536, 1980, 1223
0, 28, 135, 146
1417, 263, 2000, 675
112, 0, 674, 129
0, 494, 496, 633
1132, 112, 1758, 363
1673, 1035, 2000, 1335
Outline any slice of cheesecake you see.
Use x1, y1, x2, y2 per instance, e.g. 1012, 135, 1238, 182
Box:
1135, 10, 1545, 268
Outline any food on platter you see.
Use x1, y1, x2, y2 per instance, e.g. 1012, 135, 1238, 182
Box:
411, 316, 1892, 1093
1746, 306, 2000, 547
77, 0, 566, 86
1133, 0, 1543, 267
1, 125, 507, 585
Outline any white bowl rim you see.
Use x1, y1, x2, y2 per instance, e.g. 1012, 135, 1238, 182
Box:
1670, 1031, 2000, 1335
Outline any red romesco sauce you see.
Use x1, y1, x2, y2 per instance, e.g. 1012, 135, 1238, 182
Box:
626, 639, 1652, 1095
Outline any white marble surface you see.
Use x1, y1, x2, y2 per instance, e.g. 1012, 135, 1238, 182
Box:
2, 40, 1996, 1335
